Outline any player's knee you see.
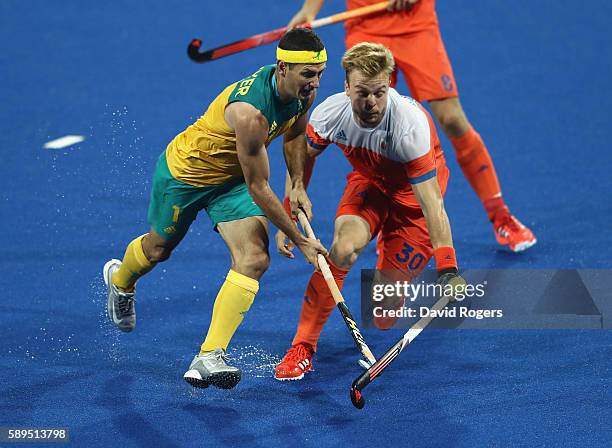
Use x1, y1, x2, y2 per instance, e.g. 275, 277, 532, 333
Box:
432, 100, 469, 138
235, 250, 270, 279
146, 245, 173, 263
330, 240, 359, 270
438, 111, 468, 137
141, 232, 176, 263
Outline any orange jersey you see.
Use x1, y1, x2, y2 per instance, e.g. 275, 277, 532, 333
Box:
345, 0, 438, 36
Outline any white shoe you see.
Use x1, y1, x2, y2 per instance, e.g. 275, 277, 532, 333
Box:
184, 349, 241, 389
103, 259, 136, 332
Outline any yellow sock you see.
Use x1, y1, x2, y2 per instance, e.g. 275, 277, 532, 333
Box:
111, 234, 156, 292
200, 270, 259, 354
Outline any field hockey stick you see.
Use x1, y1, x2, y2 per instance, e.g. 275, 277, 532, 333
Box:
349, 294, 452, 409
187, 1, 389, 63
296, 210, 377, 368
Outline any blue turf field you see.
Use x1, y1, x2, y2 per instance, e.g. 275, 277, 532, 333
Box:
1, 1, 611, 446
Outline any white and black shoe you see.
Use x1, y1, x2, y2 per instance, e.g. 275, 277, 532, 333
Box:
184, 349, 241, 389
103, 259, 136, 332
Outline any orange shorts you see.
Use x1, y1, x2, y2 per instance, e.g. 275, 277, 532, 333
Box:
336, 165, 449, 275
346, 27, 457, 102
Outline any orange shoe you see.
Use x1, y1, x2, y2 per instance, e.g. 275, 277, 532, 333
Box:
493, 211, 537, 252
274, 343, 313, 381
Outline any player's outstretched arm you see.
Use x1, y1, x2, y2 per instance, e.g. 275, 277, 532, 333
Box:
226, 102, 328, 267
288, 0, 325, 28
411, 177, 453, 249
412, 177, 466, 298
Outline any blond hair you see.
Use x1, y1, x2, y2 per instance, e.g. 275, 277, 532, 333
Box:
341, 42, 395, 81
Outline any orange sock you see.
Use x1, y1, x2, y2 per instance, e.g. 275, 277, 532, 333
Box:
292, 260, 349, 352
450, 127, 507, 219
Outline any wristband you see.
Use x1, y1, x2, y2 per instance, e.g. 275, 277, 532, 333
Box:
283, 197, 297, 222
433, 246, 457, 273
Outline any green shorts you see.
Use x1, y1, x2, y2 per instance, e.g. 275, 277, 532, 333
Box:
147, 152, 265, 240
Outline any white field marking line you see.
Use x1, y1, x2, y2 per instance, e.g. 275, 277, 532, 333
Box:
44, 135, 85, 149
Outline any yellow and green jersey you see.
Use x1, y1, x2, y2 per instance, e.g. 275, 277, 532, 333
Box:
165, 65, 307, 186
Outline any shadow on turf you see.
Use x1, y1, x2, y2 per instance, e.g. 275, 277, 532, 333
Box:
1, 372, 90, 423
97, 374, 180, 448
183, 403, 269, 447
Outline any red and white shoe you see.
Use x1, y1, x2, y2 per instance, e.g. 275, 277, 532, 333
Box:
274, 343, 313, 381
493, 212, 537, 252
